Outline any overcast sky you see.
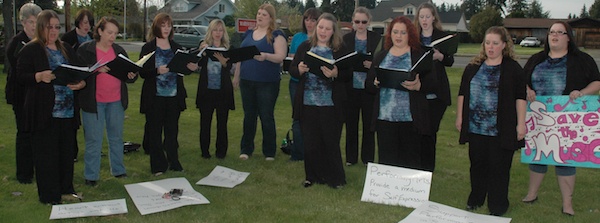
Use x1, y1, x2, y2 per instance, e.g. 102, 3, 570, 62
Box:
435, 0, 595, 18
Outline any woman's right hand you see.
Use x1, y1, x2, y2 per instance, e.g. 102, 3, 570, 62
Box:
373, 77, 380, 88
298, 61, 309, 75
36, 70, 55, 83
526, 86, 537, 102
455, 116, 462, 132
157, 65, 169, 75
232, 75, 240, 89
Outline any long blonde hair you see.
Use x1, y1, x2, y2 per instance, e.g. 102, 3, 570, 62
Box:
254, 3, 276, 44
309, 13, 343, 52
32, 10, 69, 60
414, 3, 443, 34
204, 19, 230, 49
470, 26, 516, 65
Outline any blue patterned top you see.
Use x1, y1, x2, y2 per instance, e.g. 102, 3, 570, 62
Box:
155, 48, 177, 97
469, 63, 501, 136
531, 56, 567, 96
47, 47, 74, 118
207, 57, 222, 90
353, 38, 368, 89
77, 34, 92, 44
378, 52, 412, 122
303, 46, 334, 106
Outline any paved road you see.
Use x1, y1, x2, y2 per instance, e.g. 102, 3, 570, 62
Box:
116, 41, 145, 55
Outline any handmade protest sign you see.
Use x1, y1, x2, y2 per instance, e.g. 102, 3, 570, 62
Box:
360, 163, 432, 208
124, 177, 210, 215
196, 165, 250, 188
49, 199, 127, 219
398, 201, 511, 223
522, 95, 600, 168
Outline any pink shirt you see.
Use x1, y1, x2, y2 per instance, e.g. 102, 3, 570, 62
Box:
95, 47, 121, 103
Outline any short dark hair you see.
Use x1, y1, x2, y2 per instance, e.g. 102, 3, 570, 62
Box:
149, 13, 173, 40
93, 17, 120, 41
74, 9, 94, 29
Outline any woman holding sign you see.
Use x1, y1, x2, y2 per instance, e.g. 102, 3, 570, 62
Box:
342, 7, 380, 166
455, 26, 526, 216
365, 16, 435, 170
289, 13, 351, 188
414, 2, 455, 172
77, 17, 138, 186
521, 21, 600, 216
17, 10, 85, 204
196, 19, 234, 159
139, 13, 198, 176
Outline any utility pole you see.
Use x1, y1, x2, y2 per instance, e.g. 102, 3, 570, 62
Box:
65, 0, 71, 32
124, 0, 127, 41
143, 0, 147, 42
355, 0, 358, 9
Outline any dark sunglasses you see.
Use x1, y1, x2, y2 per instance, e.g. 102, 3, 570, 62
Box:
353, 20, 368, 24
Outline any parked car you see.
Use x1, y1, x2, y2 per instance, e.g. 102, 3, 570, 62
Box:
520, 36, 541, 47
172, 25, 208, 49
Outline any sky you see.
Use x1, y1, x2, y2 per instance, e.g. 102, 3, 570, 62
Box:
435, 0, 596, 18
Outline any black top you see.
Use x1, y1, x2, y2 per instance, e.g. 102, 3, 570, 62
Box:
426, 29, 455, 106
61, 29, 93, 51
342, 30, 381, 94
196, 53, 235, 110
5, 31, 31, 105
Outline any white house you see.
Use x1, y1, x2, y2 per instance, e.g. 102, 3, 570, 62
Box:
159, 0, 236, 26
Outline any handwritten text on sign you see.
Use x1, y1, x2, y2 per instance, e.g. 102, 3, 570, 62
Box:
196, 165, 250, 188
361, 163, 432, 208
522, 95, 600, 168
49, 199, 127, 219
124, 177, 210, 215
398, 201, 511, 223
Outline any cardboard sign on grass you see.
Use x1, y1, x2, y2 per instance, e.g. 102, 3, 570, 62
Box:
49, 199, 127, 219
196, 165, 250, 188
361, 163, 432, 208
124, 177, 210, 215
398, 201, 511, 223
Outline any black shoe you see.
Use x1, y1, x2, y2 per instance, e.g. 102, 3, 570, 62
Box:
302, 180, 313, 188
201, 154, 212, 159
466, 204, 481, 211
489, 211, 505, 216
85, 180, 97, 186
115, 174, 128, 178
18, 179, 33, 184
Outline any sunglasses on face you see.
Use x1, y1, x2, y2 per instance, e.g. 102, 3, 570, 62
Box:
353, 20, 368, 24
47, 25, 62, 30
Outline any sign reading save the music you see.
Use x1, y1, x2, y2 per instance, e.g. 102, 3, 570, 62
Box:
522, 95, 600, 168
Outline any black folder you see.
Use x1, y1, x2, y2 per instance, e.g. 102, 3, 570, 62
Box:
167, 49, 203, 75
304, 51, 358, 79
205, 46, 260, 63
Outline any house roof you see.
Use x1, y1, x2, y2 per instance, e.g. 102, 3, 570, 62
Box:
568, 17, 600, 28
438, 11, 462, 24
161, 0, 221, 21
503, 18, 568, 29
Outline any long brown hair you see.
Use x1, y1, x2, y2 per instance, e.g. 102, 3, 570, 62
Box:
32, 10, 69, 60
384, 16, 420, 50
414, 3, 443, 34
255, 3, 277, 44
470, 26, 516, 65
308, 13, 343, 52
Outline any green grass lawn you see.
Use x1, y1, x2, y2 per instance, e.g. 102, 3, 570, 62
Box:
0, 62, 598, 222
457, 43, 545, 56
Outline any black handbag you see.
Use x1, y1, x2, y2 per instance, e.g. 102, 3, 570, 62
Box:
280, 129, 294, 155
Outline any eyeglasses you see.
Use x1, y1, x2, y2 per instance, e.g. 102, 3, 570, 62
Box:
353, 20, 368, 24
548, 30, 567, 36
46, 25, 62, 30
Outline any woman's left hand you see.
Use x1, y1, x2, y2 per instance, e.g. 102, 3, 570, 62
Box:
517, 123, 526, 140
213, 52, 230, 67
187, 62, 199, 71
97, 66, 110, 73
254, 52, 267, 61
127, 72, 137, 79
322, 65, 338, 78
363, 60, 372, 69
569, 90, 584, 99
433, 49, 444, 61
68, 80, 86, 90
402, 74, 421, 91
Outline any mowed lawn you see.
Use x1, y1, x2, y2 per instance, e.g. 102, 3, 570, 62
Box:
0, 59, 598, 222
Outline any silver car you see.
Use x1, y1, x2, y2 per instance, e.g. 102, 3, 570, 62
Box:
172, 25, 208, 49
520, 36, 541, 47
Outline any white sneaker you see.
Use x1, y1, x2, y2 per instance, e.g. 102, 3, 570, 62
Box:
265, 157, 275, 161
239, 154, 249, 160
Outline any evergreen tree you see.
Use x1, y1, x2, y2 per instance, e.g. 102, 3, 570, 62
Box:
306, 0, 317, 9
526, 0, 549, 18
469, 6, 503, 42
35, 0, 57, 10
360, 0, 377, 9
461, 0, 484, 19
580, 4, 590, 18
320, 0, 333, 13
590, 0, 600, 18
507, 0, 527, 18
332, 0, 355, 21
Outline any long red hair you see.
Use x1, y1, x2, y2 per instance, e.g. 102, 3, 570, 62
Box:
384, 16, 420, 50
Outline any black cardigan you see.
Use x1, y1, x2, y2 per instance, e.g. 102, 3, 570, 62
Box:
61, 29, 93, 51
524, 49, 600, 94
76, 41, 137, 113
5, 31, 31, 105
428, 29, 455, 106
458, 58, 526, 150
365, 48, 437, 135
138, 38, 187, 114
195, 54, 235, 110
342, 30, 382, 95
16, 42, 81, 131
289, 41, 352, 121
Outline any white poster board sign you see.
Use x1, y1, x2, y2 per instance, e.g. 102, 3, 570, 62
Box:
49, 199, 127, 219
399, 201, 511, 223
361, 163, 432, 208
196, 165, 250, 188
124, 177, 210, 215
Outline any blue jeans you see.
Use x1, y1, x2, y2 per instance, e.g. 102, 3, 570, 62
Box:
239, 79, 280, 157
82, 101, 126, 180
288, 79, 304, 160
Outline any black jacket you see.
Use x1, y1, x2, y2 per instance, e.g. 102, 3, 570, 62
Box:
16, 42, 81, 131
196, 54, 235, 110
139, 38, 187, 114
61, 29, 93, 51
524, 49, 600, 94
458, 58, 526, 150
5, 31, 31, 105
342, 30, 382, 98
289, 41, 352, 121
365, 48, 437, 135
428, 29, 454, 106
77, 41, 137, 113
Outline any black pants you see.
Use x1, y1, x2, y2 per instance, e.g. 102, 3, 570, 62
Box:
467, 133, 515, 215
13, 105, 34, 182
344, 88, 375, 164
301, 106, 346, 187
421, 98, 447, 172
145, 96, 183, 173
199, 89, 230, 159
376, 120, 423, 170
32, 118, 76, 204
